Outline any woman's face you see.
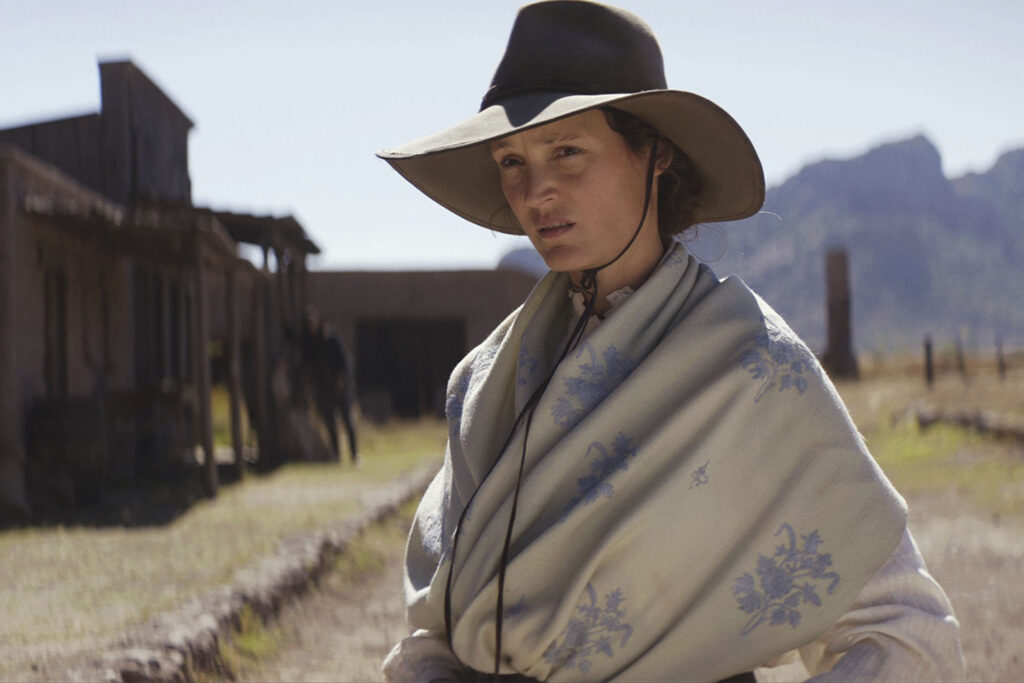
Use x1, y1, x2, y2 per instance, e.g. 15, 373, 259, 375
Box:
490, 110, 662, 276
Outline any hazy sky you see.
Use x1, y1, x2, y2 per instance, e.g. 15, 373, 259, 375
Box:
2, 0, 1022, 270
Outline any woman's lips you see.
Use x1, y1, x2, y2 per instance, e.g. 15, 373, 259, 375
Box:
537, 221, 575, 239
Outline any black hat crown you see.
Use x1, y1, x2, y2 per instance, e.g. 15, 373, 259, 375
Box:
481, 1, 667, 110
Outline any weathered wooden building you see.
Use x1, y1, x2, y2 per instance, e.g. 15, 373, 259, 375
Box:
0, 60, 317, 518
307, 269, 537, 421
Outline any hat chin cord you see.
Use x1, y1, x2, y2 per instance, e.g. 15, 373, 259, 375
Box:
572, 140, 660, 345
444, 144, 659, 680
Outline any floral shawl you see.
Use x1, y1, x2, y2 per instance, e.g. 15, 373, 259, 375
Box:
399, 242, 906, 681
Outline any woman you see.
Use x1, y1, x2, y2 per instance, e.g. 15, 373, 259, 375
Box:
378, 2, 963, 680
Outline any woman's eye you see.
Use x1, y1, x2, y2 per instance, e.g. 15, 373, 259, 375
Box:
557, 146, 581, 158
499, 156, 522, 168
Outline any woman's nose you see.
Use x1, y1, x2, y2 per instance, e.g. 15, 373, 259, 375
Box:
523, 166, 557, 207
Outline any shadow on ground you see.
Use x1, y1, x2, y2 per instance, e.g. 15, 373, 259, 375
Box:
1, 463, 253, 529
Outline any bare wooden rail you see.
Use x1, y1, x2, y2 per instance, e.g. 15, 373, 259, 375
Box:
913, 405, 1024, 442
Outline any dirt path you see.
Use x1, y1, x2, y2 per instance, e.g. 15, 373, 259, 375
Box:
229, 513, 411, 683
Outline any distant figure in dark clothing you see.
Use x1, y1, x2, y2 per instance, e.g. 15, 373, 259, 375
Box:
302, 307, 359, 464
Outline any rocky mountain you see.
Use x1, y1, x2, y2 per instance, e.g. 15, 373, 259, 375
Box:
689, 136, 1024, 352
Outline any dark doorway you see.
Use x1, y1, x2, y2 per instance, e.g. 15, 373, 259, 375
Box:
356, 319, 466, 420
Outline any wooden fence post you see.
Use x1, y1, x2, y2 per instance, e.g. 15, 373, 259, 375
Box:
822, 247, 859, 379
924, 335, 934, 389
955, 336, 967, 383
996, 336, 1007, 382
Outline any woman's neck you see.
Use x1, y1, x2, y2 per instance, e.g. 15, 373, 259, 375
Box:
571, 230, 667, 315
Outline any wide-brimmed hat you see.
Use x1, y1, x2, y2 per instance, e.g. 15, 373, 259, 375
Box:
378, 0, 765, 235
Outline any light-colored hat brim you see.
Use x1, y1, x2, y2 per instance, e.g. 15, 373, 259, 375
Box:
377, 89, 765, 235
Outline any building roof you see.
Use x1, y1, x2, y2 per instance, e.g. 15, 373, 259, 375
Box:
99, 58, 195, 129
23, 194, 238, 264
196, 208, 320, 255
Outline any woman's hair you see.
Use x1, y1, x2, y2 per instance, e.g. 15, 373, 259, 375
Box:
603, 107, 703, 236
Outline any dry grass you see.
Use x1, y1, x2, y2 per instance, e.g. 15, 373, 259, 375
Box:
0, 417, 446, 679
210, 384, 256, 448
833, 360, 1024, 680
870, 419, 1024, 516
837, 359, 1022, 427
834, 360, 1023, 517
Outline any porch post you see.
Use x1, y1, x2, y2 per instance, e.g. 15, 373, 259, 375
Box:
252, 273, 270, 469
226, 266, 244, 478
0, 152, 29, 517
193, 236, 217, 496
275, 247, 289, 332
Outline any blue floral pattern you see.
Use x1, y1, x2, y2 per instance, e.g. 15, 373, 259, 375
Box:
543, 584, 633, 674
689, 461, 709, 489
733, 523, 841, 635
552, 343, 635, 429
740, 321, 815, 403
517, 345, 539, 387
561, 433, 637, 519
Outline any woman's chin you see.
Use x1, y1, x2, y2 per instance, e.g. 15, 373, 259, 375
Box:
536, 248, 590, 275
543, 261, 584, 276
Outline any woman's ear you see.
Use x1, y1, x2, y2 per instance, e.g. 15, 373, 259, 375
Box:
654, 137, 673, 175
